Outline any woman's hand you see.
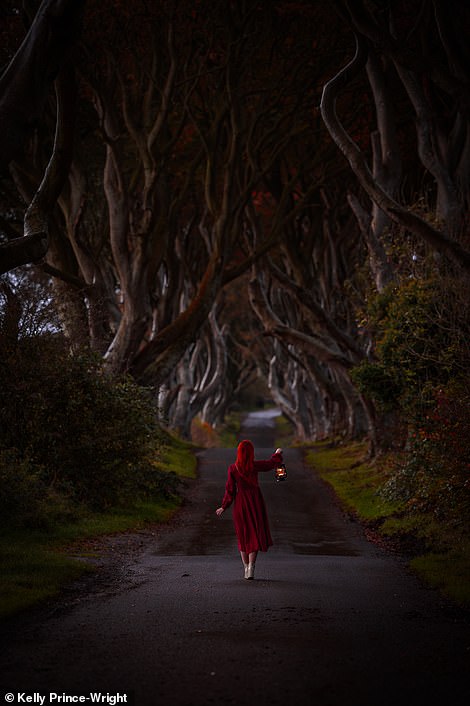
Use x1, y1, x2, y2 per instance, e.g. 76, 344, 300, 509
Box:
215, 507, 225, 517
275, 447, 282, 455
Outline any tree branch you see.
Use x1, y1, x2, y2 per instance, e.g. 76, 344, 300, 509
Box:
248, 276, 354, 369
0, 0, 83, 169
320, 35, 470, 270
0, 62, 77, 275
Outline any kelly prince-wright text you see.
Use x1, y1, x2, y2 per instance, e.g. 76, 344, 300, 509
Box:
9, 694, 129, 705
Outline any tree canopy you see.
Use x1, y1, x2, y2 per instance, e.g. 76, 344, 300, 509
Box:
1, 0, 469, 477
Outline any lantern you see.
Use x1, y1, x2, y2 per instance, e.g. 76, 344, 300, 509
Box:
275, 463, 287, 482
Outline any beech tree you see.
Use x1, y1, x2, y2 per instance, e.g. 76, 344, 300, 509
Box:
2, 0, 467, 453
320, 0, 470, 270
0, 0, 83, 274
40, 0, 319, 386
224, 5, 379, 445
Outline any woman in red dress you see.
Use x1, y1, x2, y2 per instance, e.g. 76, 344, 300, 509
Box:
216, 440, 283, 580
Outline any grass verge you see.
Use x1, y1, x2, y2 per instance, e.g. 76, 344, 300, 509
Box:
191, 412, 242, 448
304, 441, 470, 608
274, 413, 296, 449
0, 437, 196, 620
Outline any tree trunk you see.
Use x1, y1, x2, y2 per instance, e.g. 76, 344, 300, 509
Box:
0, 0, 83, 170
0, 64, 77, 274
347, 49, 400, 292
394, 62, 462, 233
320, 37, 470, 270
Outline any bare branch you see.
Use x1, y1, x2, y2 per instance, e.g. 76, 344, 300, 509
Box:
0, 62, 77, 274
320, 35, 470, 270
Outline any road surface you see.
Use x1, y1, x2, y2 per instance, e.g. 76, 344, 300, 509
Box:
1, 409, 469, 706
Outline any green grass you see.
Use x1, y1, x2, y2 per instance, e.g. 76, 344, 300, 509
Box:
216, 411, 243, 448
305, 442, 403, 520
190, 411, 243, 448
0, 438, 195, 620
0, 535, 90, 618
305, 441, 470, 608
306, 440, 365, 472
274, 414, 295, 448
410, 546, 470, 606
157, 433, 198, 478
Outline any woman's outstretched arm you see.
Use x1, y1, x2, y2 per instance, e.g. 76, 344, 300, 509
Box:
254, 449, 283, 473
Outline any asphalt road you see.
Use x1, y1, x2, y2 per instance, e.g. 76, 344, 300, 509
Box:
1, 409, 469, 706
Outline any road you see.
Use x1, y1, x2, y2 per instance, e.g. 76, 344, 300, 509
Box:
1, 409, 469, 706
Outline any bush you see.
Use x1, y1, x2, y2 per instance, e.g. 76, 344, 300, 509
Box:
351, 360, 400, 411
0, 334, 181, 522
0, 449, 77, 528
353, 277, 468, 414
380, 381, 470, 521
0, 449, 46, 527
354, 275, 470, 521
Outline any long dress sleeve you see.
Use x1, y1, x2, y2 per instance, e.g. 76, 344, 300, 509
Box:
221, 466, 237, 509
253, 452, 282, 473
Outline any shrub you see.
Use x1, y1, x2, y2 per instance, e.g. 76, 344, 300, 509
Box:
380, 381, 470, 521
351, 360, 400, 411
353, 277, 468, 414
0, 449, 46, 527
354, 274, 470, 521
0, 449, 77, 528
0, 333, 180, 521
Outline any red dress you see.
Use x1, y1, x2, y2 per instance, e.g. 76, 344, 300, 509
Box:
221, 453, 282, 553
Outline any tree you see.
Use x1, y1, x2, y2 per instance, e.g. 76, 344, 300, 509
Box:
0, 0, 84, 274
2, 0, 467, 457
30, 0, 321, 386
320, 0, 470, 271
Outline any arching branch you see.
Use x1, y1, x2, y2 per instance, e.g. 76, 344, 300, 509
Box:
248, 276, 354, 370
320, 36, 470, 270
0, 63, 77, 274
0, 0, 83, 169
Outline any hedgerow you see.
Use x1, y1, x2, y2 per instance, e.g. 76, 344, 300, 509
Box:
0, 334, 181, 527
352, 275, 470, 522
